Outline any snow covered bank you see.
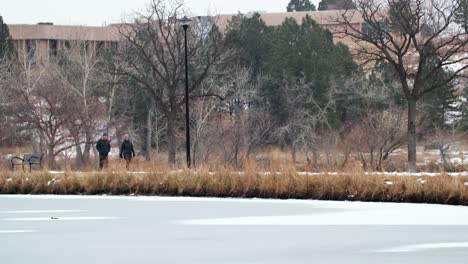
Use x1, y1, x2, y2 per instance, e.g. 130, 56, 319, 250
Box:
178, 199, 468, 226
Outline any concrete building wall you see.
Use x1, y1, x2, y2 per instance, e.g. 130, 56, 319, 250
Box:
8, 10, 364, 63
9, 23, 121, 63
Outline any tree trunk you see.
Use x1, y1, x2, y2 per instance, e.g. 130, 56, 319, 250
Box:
311, 146, 319, 168
407, 98, 417, 172
439, 146, 449, 169
39, 130, 45, 153
192, 138, 198, 168
154, 112, 160, 155
74, 137, 84, 168
83, 132, 92, 162
32, 130, 40, 153
145, 107, 153, 161
47, 145, 57, 169
92, 147, 99, 170
291, 142, 297, 165
166, 111, 177, 167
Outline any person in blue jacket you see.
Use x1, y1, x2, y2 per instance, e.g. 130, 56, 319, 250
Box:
119, 134, 136, 170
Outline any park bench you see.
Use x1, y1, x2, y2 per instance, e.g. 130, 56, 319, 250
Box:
10, 153, 45, 172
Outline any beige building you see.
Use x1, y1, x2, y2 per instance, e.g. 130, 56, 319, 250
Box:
9, 23, 121, 62
8, 10, 364, 62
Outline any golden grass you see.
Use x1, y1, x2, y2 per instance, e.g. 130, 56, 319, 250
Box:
0, 146, 32, 156
1, 165, 467, 206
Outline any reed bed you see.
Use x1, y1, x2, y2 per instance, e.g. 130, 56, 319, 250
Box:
1, 164, 467, 206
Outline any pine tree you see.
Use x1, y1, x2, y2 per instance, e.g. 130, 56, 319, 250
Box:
420, 44, 458, 128
287, 0, 316, 12
461, 86, 468, 130
0, 17, 16, 59
226, 13, 271, 77
326, 0, 356, 10
265, 15, 356, 125
455, 0, 468, 33
318, 0, 329, 11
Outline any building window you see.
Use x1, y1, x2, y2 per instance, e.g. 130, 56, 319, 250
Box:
84, 41, 90, 52
64, 40, 71, 49
96, 41, 105, 56
49, 39, 58, 56
361, 22, 390, 40
110, 41, 119, 52
26, 40, 36, 61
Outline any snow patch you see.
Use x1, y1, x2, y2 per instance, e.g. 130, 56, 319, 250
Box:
47, 178, 61, 186
1, 216, 122, 221
0, 210, 85, 214
178, 201, 468, 226
0, 230, 37, 234
49, 171, 65, 175
376, 242, 468, 253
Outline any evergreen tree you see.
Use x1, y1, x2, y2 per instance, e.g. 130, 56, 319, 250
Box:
265, 16, 356, 125
326, 0, 356, 10
421, 82, 457, 127
225, 13, 272, 77
287, 0, 316, 12
420, 44, 458, 128
462, 86, 468, 130
318, 0, 329, 11
455, 0, 468, 33
0, 17, 16, 59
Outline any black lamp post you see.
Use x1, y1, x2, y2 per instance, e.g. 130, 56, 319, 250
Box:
180, 16, 192, 168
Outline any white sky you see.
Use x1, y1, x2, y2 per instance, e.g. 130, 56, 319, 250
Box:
1, 0, 321, 26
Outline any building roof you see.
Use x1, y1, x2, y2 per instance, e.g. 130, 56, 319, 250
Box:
215, 10, 364, 30
9, 24, 121, 41
8, 10, 364, 43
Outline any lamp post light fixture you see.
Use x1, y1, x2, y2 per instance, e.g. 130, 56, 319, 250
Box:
180, 16, 192, 168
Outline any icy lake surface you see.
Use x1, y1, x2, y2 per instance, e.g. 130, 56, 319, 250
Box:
1, 195, 468, 264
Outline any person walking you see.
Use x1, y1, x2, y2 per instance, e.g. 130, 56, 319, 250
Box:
119, 134, 136, 170
96, 131, 111, 170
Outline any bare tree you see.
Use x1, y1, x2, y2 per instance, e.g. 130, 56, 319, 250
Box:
117, 0, 225, 167
9, 65, 81, 168
52, 40, 104, 167
428, 123, 467, 169
0, 54, 14, 146
273, 76, 335, 165
336, 0, 468, 171
350, 109, 408, 170
190, 97, 220, 165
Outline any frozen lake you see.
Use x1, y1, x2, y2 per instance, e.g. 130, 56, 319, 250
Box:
1, 195, 468, 264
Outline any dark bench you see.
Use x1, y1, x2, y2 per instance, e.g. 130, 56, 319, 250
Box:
11, 153, 45, 172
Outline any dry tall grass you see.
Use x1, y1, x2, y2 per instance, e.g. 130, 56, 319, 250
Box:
1, 163, 467, 206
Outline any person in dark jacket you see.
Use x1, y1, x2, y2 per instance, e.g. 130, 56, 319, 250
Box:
119, 134, 135, 170
96, 131, 111, 170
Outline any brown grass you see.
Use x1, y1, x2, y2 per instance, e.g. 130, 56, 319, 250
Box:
1, 164, 467, 206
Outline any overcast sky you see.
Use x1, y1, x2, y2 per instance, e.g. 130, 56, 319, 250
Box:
2, 0, 321, 26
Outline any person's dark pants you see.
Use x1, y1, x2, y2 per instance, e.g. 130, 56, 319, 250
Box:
124, 155, 132, 170
99, 154, 108, 170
